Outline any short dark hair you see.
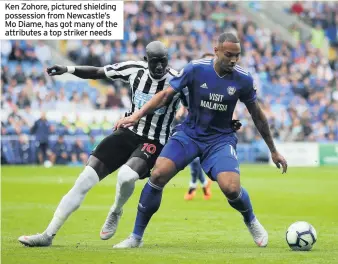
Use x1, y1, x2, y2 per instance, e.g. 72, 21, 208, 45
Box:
218, 32, 239, 44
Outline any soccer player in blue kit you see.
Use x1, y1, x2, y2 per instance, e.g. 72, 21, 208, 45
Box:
114, 32, 288, 248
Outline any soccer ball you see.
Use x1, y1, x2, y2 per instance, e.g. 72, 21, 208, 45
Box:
286, 221, 317, 251
43, 160, 53, 168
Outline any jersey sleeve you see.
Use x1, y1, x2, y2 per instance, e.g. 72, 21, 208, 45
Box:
169, 63, 193, 93
103, 61, 147, 83
239, 74, 257, 104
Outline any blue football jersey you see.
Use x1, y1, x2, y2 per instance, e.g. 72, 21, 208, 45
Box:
169, 58, 257, 142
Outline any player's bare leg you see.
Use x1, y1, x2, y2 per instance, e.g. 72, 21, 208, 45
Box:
113, 157, 177, 248
217, 171, 268, 247
18, 156, 109, 247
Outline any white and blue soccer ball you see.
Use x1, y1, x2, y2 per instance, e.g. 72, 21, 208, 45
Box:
286, 221, 317, 251
43, 160, 53, 168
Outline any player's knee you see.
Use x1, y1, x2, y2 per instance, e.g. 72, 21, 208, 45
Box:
117, 165, 139, 186
150, 167, 168, 187
86, 155, 110, 180
217, 172, 241, 200
73, 166, 99, 194
222, 184, 241, 200
150, 158, 177, 187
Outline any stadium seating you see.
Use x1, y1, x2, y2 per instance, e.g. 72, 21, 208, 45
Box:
1, 1, 337, 165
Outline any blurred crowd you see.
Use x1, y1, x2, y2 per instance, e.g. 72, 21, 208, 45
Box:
1, 1, 338, 165
289, 1, 338, 47
65, 1, 338, 143
1, 40, 132, 114
288, 1, 338, 69
1, 110, 112, 165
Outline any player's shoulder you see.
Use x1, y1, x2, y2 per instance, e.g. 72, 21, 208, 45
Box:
233, 65, 253, 82
233, 65, 257, 91
166, 67, 180, 82
107, 60, 148, 70
177, 58, 213, 75
167, 67, 179, 77
132, 60, 148, 68
191, 58, 212, 68
233, 65, 252, 78
167, 59, 212, 80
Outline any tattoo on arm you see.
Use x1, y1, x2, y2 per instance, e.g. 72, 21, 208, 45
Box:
73, 66, 106, 79
246, 101, 277, 153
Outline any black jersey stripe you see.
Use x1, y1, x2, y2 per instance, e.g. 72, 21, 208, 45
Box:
165, 99, 181, 142
152, 79, 168, 141
105, 64, 147, 72
142, 75, 153, 94
109, 75, 130, 82
131, 70, 146, 132
141, 78, 165, 137
180, 91, 188, 107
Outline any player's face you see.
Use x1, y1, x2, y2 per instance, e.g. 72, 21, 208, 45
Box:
216, 42, 241, 73
147, 55, 168, 79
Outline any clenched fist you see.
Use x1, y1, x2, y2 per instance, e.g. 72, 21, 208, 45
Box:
46, 65, 67, 76
231, 119, 242, 131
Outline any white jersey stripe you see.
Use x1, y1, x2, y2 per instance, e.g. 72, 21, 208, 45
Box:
105, 61, 181, 145
234, 65, 249, 75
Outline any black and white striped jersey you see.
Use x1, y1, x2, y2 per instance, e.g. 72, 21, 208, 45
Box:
104, 60, 187, 145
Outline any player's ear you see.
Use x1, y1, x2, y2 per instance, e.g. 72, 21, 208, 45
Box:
144, 56, 148, 62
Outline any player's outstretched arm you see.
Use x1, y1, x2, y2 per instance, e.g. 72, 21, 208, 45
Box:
115, 87, 176, 129
245, 100, 288, 173
46, 65, 106, 79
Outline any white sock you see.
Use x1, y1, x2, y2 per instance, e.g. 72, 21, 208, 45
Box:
202, 179, 209, 187
189, 181, 197, 189
44, 166, 99, 236
110, 165, 139, 214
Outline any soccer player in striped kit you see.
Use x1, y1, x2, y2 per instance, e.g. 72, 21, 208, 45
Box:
18, 41, 184, 247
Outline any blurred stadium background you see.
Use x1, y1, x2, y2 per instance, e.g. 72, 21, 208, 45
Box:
1, 1, 338, 167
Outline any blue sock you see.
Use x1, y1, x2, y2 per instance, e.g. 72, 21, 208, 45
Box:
227, 187, 255, 224
198, 168, 206, 185
192, 159, 205, 184
132, 180, 163, 239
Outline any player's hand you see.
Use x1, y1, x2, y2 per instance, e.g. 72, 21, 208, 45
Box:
114, 113, 141, 130
271, 151, 287, 174
231, 119, 242, 131
46, 65, 67, 76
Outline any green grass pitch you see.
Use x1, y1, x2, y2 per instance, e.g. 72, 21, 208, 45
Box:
2, 165, 338, 264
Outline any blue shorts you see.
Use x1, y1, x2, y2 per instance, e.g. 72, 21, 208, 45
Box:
159, 130, 240, 181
